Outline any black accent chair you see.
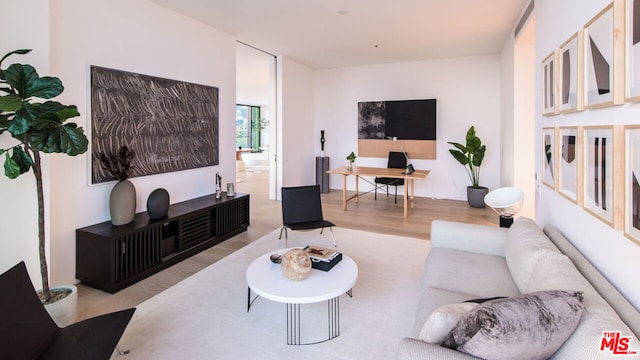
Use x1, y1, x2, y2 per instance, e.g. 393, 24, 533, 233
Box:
374, 151, 407, 204
0, 261, 135, 360
279, 185, 337, 247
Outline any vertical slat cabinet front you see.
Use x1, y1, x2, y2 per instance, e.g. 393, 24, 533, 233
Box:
115, 225, 162, 283
215, 196, 250, 237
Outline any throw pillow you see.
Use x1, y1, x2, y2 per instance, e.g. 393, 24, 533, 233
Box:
442, 290, 585, 360
419, 302, 478, 344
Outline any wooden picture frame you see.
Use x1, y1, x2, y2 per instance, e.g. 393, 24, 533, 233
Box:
583, 127, 614, 224
542, 127, 557, 189
542, 51, 558, 116
584, 0, 625, 109
625, 126, 640, 244
626, 0, 640, 101
559, 31, 585, 112
559, 127, 579, 202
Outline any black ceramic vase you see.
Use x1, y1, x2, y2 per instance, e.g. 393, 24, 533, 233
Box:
147, 188, 169, 220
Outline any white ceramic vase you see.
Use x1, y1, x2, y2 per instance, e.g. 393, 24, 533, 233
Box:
110, 179, 136, 225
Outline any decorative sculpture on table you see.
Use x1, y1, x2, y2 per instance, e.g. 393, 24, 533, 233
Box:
147, 188, 170, 220
215, 172, 222, 199
320, 130, 326, 152
281, 249, 311, 281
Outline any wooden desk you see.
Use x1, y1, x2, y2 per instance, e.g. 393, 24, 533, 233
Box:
236, 149, 253, 161
326, 166, 430, 218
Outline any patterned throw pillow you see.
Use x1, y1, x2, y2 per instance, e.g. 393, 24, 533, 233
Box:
442, 290, 585, 360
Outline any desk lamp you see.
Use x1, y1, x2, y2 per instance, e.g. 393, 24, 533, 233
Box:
483, 187, 524, 228
388, 136, 415, 174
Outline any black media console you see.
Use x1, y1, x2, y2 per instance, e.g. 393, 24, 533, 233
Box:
76, 193, 249, 293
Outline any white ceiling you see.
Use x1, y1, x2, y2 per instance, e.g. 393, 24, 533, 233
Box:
149, 0, 530, 69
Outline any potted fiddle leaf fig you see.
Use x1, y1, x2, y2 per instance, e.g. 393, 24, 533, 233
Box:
448, 126, 488, 208
0, 49, 88, 318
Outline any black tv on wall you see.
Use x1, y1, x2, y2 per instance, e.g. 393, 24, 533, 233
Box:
358, 99, 436, 141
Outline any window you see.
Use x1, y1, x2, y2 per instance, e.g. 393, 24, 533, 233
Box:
236, 104, 261, 150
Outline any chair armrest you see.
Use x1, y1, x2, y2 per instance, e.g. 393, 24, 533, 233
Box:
430, 220, 507, 257
398, 338, 479, 359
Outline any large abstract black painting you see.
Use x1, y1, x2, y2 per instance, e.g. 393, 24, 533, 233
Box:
90, 66, 219, 184
358, 99, 436, 140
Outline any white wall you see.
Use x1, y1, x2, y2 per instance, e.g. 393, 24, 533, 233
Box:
535, 0, 640, 310
314, 56, 502, 200
278, 57, 315, 188
1, 0, 237, 287
0, 0, 51, 285
500, 15, 537, 219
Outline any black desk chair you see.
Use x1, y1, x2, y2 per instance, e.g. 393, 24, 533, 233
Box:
279, 185, 337, 247
375, 151, 407, 204
0, 261, 135, 360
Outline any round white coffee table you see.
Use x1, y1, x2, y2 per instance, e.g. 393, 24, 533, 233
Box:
246, 250, 358, 345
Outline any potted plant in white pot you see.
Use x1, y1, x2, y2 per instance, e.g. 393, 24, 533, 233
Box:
0, 49, 88, 325
448, 126, 488, 208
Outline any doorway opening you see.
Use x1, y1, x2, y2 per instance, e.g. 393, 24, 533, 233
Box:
235, 42, 277, 200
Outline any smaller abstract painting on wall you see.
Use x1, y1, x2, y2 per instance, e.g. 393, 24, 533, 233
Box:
559, 31, 583, 112
625, 127, 640, 244
542, 52, 557, 116
626, 0, 640, 100
559, 128, 578, 202
543, 127, 556, 189
584, 2, 621, 108
584, 127, 613, 223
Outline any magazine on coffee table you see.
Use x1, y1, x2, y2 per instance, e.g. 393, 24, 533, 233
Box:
303, 245, 339, 262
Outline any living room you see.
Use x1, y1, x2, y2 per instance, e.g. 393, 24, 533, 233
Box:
2, 0, 640, 357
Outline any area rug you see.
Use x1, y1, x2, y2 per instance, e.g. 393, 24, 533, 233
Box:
113, 227, 430, 360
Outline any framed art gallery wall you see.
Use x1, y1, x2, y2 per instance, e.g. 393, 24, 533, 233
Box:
540, 0, 629, 233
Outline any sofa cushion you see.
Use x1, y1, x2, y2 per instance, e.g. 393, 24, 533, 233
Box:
422, 248, 520, 298
525, 251, 640, 359
442, 290, 585, 360
413, 287, 482, 336
419, 302, 478, 344
505, 217, 559, 292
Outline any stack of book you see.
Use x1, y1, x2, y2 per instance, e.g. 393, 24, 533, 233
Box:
303, 245, 342, 271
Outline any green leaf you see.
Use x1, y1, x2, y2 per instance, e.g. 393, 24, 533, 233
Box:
449, 149, 469, 165
0, 49, 31, 67
7, 107, 33, 135
0, 94, 22, 112
27, 76, 64, 100
31, 122, 88, 155
4, 64, 63, 100
0, 114, 10, 132
448, 142, 467, 154
3, 152, 20, 179
11, 146, 32, 174
472, 145, 486, 167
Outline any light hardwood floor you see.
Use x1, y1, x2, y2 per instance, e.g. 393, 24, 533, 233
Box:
76, 168, 497, 321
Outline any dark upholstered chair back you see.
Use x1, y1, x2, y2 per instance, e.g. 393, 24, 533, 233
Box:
387, 151, 407, 169
281, 185, 324, 225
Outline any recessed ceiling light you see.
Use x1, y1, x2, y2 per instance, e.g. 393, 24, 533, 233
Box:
337, 10, 349, 15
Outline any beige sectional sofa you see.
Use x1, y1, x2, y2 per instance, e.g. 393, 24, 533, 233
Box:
398, 218, 640, 359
